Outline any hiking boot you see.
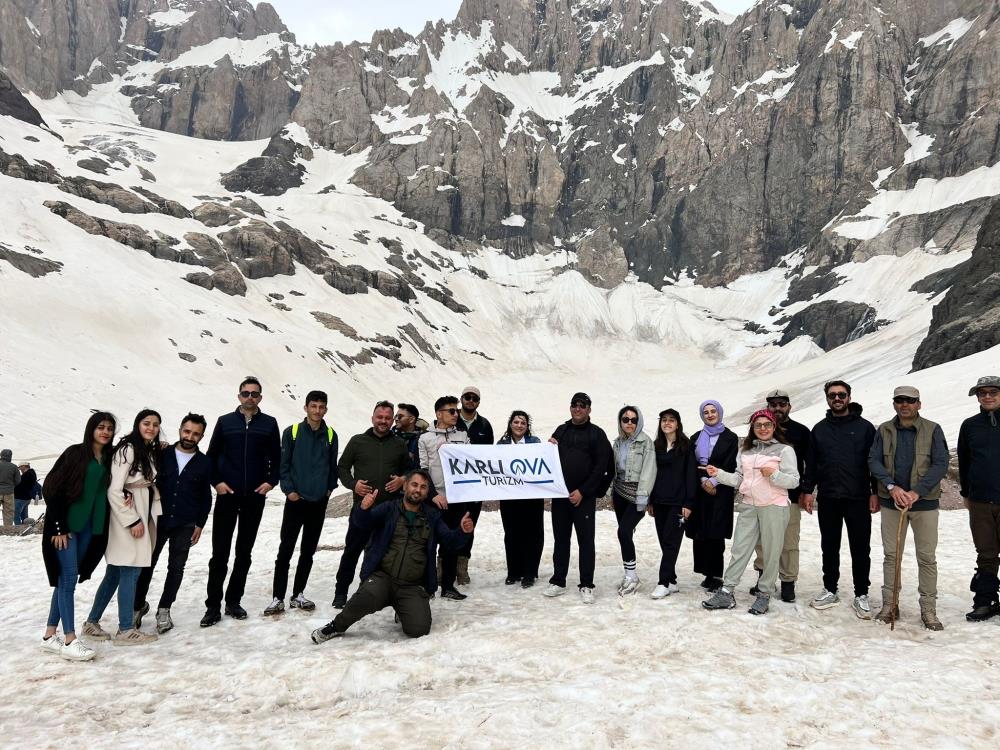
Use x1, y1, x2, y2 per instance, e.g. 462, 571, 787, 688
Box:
618, 576, 640, 596
225, 603, 248, 620
748, 593, 770, 616
749, 568, 763, 595
155, 608, 174, 634
60, 638, 96, 661
113, 628, 158, 645
852, 595, 872, 620
700, 576, 719, 590
332, 593, 348, 609
40, 634, 65, 655
521, 577, 535, 589
580, 586, 596, 604
263, 598, 285, 616
457, 556, 471, 585
781, 581, 796, 603
505, 576, 521, 585
702, 588, 736, 610
81, 621, 111, 640
200, 608, 221, 628
311, 623, 343, 644
810, 589, 840, 610
650, 583, 678, 600
133, 601, 149, 630
541, 584, 566, 598
290, 594, 315, 611
921, 608, 944, 631
966, 602, 1000, 622
441, 588, 467, 601
874, 604, 900, 623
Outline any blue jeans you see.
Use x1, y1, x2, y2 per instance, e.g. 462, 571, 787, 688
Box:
46, 526, 94, 636
15, 499, 30, 525
88, 565, 141, 632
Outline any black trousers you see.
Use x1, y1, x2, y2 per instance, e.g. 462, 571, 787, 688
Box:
134, 523, 195, 610
439, 502, 481, 590
549, 497, 596, 589
692, 538, 725, 578
968, 502, 1000, 606
205, 492, 266, 609
334, 505, 373, 598
272, 498, 328, 600
612, 494, 646, 563
332, 571, 431, 638
499, 499, 544, 580
653, 505, 686, 586
817, 495, 872, 596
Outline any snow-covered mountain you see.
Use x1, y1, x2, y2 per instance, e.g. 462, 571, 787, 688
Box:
1, 0, 998, 456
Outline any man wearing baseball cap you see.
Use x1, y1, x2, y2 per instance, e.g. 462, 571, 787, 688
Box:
868, 386, 949, 629
958, 376, 1000, 621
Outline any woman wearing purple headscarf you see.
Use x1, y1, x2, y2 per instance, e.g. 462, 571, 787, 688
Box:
686, 400, 738, 591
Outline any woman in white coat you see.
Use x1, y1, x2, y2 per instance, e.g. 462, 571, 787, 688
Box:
83, 409, 163, 644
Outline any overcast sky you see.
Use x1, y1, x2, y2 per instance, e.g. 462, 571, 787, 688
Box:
265, 1, 756, 46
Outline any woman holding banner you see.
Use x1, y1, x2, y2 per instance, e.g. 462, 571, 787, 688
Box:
612, 406, 657, 596
497, 411, 544, 588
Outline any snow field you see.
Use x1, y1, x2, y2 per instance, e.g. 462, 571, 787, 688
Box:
2, 507, 996, 748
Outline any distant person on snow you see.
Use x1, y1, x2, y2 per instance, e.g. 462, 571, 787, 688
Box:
15, 461, 36, 525
958, 376, 1000, 622
201, 376, 281, 627
0, 448, 21, 526
869, 386, 948, 630
610, 405, 657, 596
311, 469, 474, 643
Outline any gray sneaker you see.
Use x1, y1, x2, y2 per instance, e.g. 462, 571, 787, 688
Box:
748, 593, 770, 616
133, 601, 149, 630
263, 597, 285, 616
155, 608, 174, 634
702, 588, 736, 610
852, 595, 873, 620
810, 589, 840, 610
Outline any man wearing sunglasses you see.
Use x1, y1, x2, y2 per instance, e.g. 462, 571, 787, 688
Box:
801, 380, 877, 619
868, 386, 948, 630
452, 386, 494, 587
202, 376, 281, 627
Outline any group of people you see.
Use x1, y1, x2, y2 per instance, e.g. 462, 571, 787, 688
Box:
24, 372, 1000, 660
0, 451, 42, 526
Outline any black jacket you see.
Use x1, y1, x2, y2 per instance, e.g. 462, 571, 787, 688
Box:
457, 413, 495, 445
803, 403, 876, 499
649, 445, 697, 507
552, 419, 614, 499
958, 408, 1000, 502
779, 418, 811, 504
14, 468, 37, 500
686, 429, 738, 540
157, 445, 214, 530
354, 498, 469, 592
206, 408, 281, 494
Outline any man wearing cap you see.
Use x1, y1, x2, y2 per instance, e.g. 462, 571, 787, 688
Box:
868, 386, 949, 630
452, 386, 494, 586
751, 390, 811, 603
543, 393, 613, 604
958, 376, 1000, 621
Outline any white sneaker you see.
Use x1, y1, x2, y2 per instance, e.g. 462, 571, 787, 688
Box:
61, 638, 96, 661
40, 635, 64, 655
580, 587, 596, 605
263, 597, 285, 616
541, 584, 567, 598
619, 577, 640, 596
853, 594, 873, 620
650, 583, 678, 600
810, 589, 840, 610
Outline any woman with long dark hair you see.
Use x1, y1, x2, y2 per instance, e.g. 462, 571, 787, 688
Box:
497, 411, 544, 588
686, 400, 739, 592
83, 409, 163, 644
647, 409, 697, 599
702, 409, 799, 615
40, 411, 117, 661
611, 405, 657, 596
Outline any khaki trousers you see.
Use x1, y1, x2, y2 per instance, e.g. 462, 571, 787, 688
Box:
723, 503, 789, 597
880, 506, 938, 609
754, 502, 801, 582
0, 494, 14, 526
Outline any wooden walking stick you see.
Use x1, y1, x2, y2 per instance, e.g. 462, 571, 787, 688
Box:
890, 508, 908, 631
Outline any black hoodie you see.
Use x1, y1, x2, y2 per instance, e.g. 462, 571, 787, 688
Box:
958, 408, 1000, 502
802, 403, 877, 499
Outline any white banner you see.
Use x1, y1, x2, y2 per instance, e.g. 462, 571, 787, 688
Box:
439, 443, 569, 503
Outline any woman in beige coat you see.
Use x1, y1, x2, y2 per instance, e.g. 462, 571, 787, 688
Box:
83, 409, 163, 644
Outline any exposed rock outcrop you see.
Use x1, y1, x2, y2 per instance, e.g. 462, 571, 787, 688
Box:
778, 301, 882, 351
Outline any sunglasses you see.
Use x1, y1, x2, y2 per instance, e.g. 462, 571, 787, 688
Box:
893, 396, 918, 404
976, 389, 1000, 398
826, 392, 849, 401
440, 408, 459, 415
571, 401, 590, 409
239, 390, 262, 399
462, 394, 480, 402
752, 422, 775, 430
620, 416, 638, 424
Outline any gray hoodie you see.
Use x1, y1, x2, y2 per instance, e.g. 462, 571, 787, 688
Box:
0, 449, 21, 494
612, 409, 657, 508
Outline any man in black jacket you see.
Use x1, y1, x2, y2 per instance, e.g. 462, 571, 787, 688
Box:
14, 462, 36, 525
542, 392, 613, 604
134, 413, 213, 634
449, 385, 494, 586
958, 376, 1000, 621
202, 377, 282, 626
311, 469, 473, 643
801, 380, 878, 619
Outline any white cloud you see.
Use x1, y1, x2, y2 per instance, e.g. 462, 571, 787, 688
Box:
264, 0, 464, 45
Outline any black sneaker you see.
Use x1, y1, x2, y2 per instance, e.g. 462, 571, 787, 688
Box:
332, 593, 347, 610
311, 623, 343, 644
225, 603, 248, 620
705, 577, 724, 593
699, 576, 714, 589
749, 568, 763, 596
521, 577, 536, 589
133, 601, 150, 630
966, 602, 1000, 622
200, 608, 221, 628
781, 581, 796, 603
441, 588, 468, 601
505, 576, 521, 585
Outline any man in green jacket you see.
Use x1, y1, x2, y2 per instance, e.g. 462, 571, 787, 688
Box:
332, 400, 412, 608
868, 385, 948, 630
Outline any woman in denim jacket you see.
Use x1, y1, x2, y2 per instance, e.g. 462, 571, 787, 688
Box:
612, 406, 657, 596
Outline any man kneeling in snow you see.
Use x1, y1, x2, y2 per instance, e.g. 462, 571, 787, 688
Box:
311, 469, 473, 642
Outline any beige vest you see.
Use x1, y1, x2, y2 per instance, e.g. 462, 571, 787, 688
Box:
877, 415, 942, 500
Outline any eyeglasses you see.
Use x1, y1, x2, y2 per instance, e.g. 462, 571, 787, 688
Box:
570, 401, 590, 409
826, 392, 849, 401
752, 422, 775, 430
620, 417, 638, 424
976, 389, 1000, 398
239, 390, 262, 399
462, 394, 480, 402
893, 396, 918, 404
440, 408, 459, 415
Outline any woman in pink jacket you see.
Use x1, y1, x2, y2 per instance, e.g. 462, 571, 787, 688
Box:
701, 409, 799, 615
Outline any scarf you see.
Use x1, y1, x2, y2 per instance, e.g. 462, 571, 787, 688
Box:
695, 399, 726, 465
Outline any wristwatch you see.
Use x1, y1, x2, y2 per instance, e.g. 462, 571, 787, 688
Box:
886, 483, 895, 492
